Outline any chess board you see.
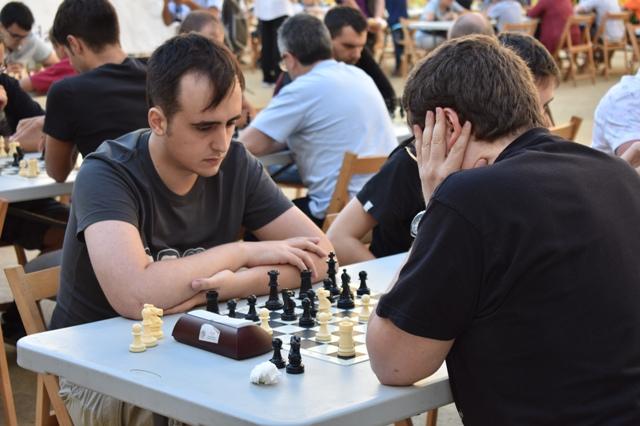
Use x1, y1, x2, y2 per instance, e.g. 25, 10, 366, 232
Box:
0, 156, 44, 177
232, 292, 379, 366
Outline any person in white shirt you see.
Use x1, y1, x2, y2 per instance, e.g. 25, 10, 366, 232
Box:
575, 0, 624, 41
486, 0, 524, 33
592, 69, 640, 156
162, 0, 224, 25
240, 14, 397, 227
254, 0, 292, 84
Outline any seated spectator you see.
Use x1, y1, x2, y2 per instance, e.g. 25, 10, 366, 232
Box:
486, 0, 524, 33
416, 0, 466, 50
385, 0, 409, 76
328, 33, 560, 265
42, 0, 148, 183
576, 0, 625, 41
366, 35, 640, 425
0, 74, 43, 137
19, 30, 77, 94
178, 10, 225, 43
592, 69, 640, 156
0, 2, 59, 75
448, 12, 495, 39
51, 33, 331, 425
240, 14, 396, 227
527, 0, 579, 54
162, 0, 223, 25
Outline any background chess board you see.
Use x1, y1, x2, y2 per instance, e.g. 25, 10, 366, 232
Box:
232, 291, 379, 366
0, 156, 44, 177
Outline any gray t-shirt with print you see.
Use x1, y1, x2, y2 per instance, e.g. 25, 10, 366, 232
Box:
50, 129, 293, 329
5, 33, 52, 69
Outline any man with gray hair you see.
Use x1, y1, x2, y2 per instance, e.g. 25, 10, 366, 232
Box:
240, 14, 396, 227
448, 12, 495, 39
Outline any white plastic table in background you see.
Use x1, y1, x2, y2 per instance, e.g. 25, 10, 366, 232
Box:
17, 254, 454, 426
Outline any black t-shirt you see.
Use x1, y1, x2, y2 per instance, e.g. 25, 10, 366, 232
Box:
356, 48, 397, 113
51, 130, 293, 329
356, 144, 424, 257
0, 74, 44, 134
377, 128, 640, 425
43, 57, 148, 157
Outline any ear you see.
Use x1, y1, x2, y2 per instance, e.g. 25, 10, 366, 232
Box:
66, 35, 83, 55
148, 107, 167, 136
443, 108, 463, 151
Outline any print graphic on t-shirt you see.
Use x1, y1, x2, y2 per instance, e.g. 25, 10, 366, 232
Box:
145, 247, 205, 262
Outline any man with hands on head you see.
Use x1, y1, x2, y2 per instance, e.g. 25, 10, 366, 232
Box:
367, 35, 640, 425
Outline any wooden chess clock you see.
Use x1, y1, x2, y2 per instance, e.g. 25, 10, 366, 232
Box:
172, 310, 272, 360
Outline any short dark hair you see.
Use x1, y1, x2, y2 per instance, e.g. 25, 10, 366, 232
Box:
324, 6, 367, 38
498, 32, 561, 87
277, 14, 332, 66
147, 33, 245, 122
0, 2, 34, 31
178, 10, 221, 35
52, 0, 120, 53
403, 35, 545, 142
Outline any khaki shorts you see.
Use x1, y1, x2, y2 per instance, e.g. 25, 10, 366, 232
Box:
59, 378, 184, 426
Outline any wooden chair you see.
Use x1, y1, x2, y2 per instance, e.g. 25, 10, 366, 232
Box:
0, 322, 17, 426
0, 198, 28, 266
393, 410, 438, 426
502, 18, 539, 36
556, 14, 597, 86
549, 116, 583, 141
594, 12, 635, 79
322, 152, 387, 232
5, 265, 72, 426
627, 23, 640, 72
398, 18, 428, 77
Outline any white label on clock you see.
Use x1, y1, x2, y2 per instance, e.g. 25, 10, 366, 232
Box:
199, 323, 220, 344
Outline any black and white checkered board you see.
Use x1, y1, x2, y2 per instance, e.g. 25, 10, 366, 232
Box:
231, 292, 379, 366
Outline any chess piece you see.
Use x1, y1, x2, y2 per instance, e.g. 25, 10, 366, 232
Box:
141, 313, 158, 348
0, 136, 7, 157
297, 269, 312, 300
227, 299, 237, 318
280, 290, 297, 321
337, 320, 356, 359
259, 308, 272, 335
245, 295, 259, 321
326, 252, 339, 296
265, 270, 284, 310
286, 336, 305, 374
358, 294, 371, 322
337, 270, 355, 310
306, 289, 317, 317
142, 304, 163, 340
18, 159, 27, 176
322, 278, 335, 302
317, 288, 331, 315
315, 312, 331, 342
269, 338, 286, 369
7, 141, 18, 157
206, 290, 219, 314
129, 323, 146, 353
357, 271, 370, 296
26, 158, 39, 177
298, 298, 315, 328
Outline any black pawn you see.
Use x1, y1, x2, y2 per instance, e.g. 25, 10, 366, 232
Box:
11, 153, 18, 167
323, 278, 336, 303
245, 295, 259, 321
298, 298, 315, 328
281, 290, 297, 321
226, 299, 237, 318
357, 271, 370, 296
269, 338, 286, 369
286, 336, 304, 374
206, 290, 219, 314
306, 289, 317, 318
265, 270, 284, 311
337, 272, 355, 310
297, 269, 312, 300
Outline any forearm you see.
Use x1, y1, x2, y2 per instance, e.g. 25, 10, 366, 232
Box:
331, 235, 375, 266
161, 5, 173, 25
374, 0, 385, 19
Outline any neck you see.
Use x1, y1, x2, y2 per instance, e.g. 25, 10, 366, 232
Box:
464, 128, 526, 168
148, 132, 198, 196
84, 44, 127, 70
290, 60, 324, 80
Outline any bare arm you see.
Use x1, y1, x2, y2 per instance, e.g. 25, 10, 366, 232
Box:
11, 116, 45, 152
367, 311, 453, 385
373, 0, 385, 19
42, 51, 59, 67
239, 126, 286, 156
45, 135, 78, 182
162, 0, 174, 25
618, 141, 640, 174
327, 198, 376, 265
18, 76, 33, 92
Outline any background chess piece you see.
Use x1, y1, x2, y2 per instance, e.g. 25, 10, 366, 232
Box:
286, 336, 305, 374
269, 338, 286, 368
259, 308, 273, 335
358, 294, 371, 322
26, 158, 39, 177
129, 323, 146, 353
337, 320, 356, 359
316, 312, 331, 342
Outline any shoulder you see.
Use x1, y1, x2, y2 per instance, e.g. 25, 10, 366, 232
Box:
88, 129, 149, 165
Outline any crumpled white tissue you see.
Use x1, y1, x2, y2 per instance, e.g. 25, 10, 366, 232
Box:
250, 361, 281, 385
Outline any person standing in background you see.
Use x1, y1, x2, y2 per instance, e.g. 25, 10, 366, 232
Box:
254, 0, 291, 85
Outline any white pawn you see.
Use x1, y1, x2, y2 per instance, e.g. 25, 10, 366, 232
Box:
259, 308, 272, 335
337, 320, 355, 358
18, 160, 27, 177
26, 158, 39, 177
358, 294, 371, 322
316, 312, 331, 342
129, 323, 146, 353
317, 288, 331, 315
0, 136, 7, 157
7, 141, 17, 157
